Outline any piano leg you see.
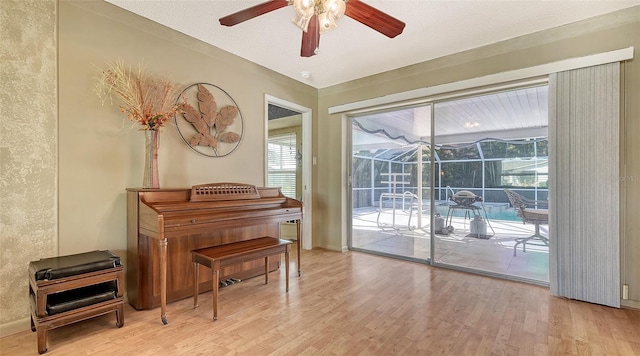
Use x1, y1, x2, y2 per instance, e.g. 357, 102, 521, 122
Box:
212, 268, 219, 321
264, 256, 269, 284
193, 262, 199, 308
159, 238, 168, 325
296, 219, 301, 277
285, 247, 290, 292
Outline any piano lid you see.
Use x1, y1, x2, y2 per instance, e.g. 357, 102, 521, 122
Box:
135, 183, 300, 214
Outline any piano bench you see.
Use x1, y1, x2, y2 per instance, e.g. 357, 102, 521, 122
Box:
191, 237, 292, 320
28, 250, 125, 354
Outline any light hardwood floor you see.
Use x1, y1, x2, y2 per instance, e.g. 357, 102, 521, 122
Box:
2, 247, 639, 355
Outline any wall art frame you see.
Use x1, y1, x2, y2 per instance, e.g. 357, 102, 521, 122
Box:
175, 83, 244, 157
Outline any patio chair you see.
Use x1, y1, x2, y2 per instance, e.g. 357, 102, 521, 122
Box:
504, 189, 549, 256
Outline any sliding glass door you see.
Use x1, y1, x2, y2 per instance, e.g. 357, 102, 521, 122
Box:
348, 85, 550, 284
350, 105, 432, 262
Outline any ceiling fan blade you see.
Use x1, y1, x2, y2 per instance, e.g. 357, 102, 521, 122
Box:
219, 0, 289, 27
300, 15, 320, 57
345, 0, 405, 38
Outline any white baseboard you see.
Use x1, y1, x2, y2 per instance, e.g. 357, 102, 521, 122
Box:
0, 317, 31, 337
621, 299, 640, 310
324, 245, 345, 252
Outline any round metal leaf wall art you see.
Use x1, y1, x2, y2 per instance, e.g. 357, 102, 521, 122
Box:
175, 83, 244, 157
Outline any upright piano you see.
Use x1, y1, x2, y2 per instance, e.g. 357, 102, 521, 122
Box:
126, 182, 303, 324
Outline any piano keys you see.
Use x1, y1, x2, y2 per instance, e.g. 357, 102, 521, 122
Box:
126, 183, 302, 324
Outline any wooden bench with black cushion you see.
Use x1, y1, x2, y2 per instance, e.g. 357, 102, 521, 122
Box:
192, 237, 291, 320
29, 250, 125, 354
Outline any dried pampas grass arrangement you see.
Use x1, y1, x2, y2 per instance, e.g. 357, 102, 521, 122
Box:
96, 60, 182, 131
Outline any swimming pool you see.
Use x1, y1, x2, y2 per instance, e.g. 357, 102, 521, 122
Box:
373, 199, 522, 222
434, 203, 521, 222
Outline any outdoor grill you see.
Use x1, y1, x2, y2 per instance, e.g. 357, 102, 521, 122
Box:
444, 190, 495, 238
450, 190, 483, 206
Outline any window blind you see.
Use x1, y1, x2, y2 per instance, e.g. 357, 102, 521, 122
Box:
549, 62, 620, 307
268, 132, 298, 198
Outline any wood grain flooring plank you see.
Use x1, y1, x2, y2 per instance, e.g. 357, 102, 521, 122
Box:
1, 248, 638, 356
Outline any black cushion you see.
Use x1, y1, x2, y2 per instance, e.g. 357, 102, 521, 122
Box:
30, 250, 122, 281
46, 281, 118, 315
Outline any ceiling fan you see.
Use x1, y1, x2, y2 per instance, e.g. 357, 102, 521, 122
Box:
219, 0, 405, 57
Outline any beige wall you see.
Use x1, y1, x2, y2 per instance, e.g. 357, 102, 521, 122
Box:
2, 0, 638, 335
0, 0, 58, 328
315, 7, 640, 306
1, 0, 317, 335
57, 0, 316, 257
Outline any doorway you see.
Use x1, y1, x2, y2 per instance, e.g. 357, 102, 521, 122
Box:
265, 95, 312, 249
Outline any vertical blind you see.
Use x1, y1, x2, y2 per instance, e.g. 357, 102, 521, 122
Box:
549, 62, 620, 307
268, 132, 298, 198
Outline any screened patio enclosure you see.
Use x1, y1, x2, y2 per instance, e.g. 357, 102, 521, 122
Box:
352, 139, 549, 219
350, 85, 550, 284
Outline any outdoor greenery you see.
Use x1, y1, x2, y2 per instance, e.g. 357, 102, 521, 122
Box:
352, 139, 549, 208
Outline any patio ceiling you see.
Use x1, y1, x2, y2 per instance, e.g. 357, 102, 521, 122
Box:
353, 85, 548, 150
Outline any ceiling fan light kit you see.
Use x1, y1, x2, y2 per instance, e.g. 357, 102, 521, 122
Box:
219, 0, 405, 57
291, 0, 315, 32
298, 0, 347, 34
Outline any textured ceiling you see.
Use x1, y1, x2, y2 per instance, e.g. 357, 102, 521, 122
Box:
104, 0, 640, 89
